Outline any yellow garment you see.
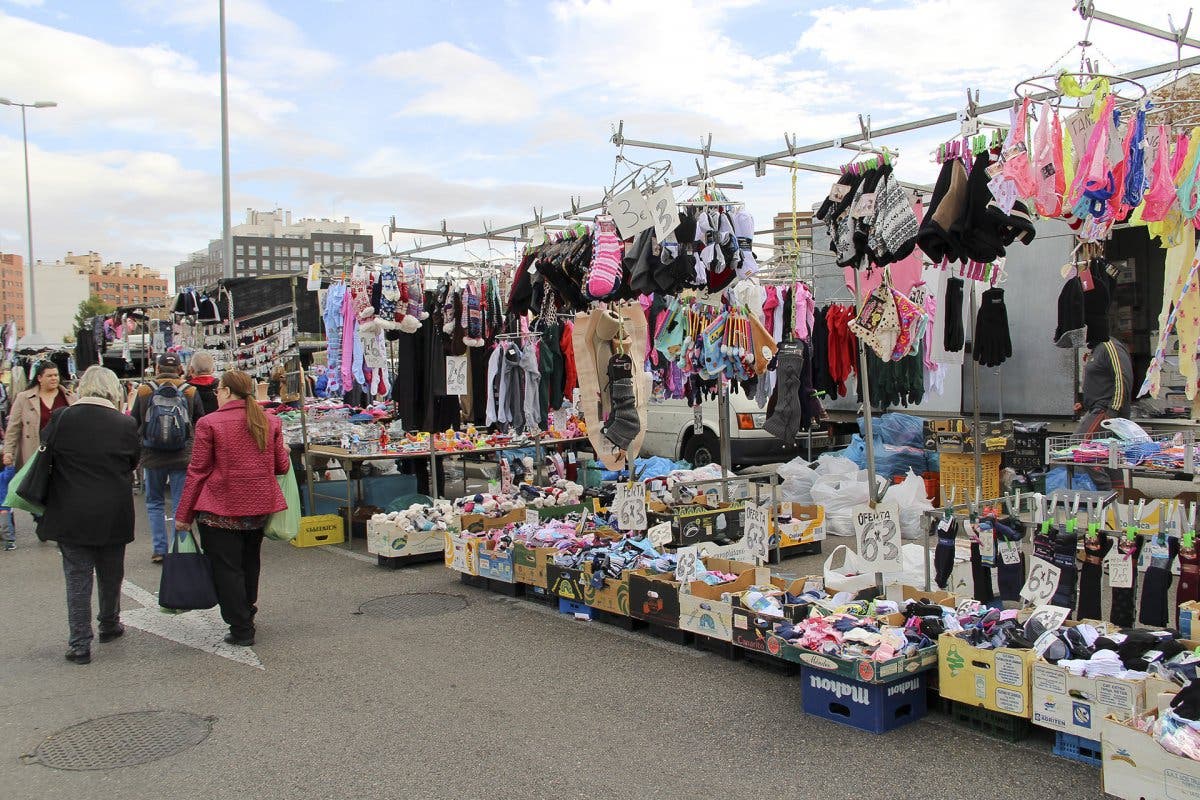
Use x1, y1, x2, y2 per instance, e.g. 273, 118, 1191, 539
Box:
1061, 119, 1076, 196
1149, 229, 1200, 403
1058, 71, 1111, 122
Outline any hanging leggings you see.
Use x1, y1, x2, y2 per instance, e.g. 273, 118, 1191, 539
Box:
323, 283, 346, 395
932, 517, 959, 590
1111, 537, 1143, 628
993, 518, 1026, 603
1140, 535, 1180, 627
1050, 530, 1080, 613
1077, 531, 1112, 621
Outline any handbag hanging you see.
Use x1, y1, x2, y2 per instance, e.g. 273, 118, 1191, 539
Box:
15, 405, 69, 510
158, 528, 219, 612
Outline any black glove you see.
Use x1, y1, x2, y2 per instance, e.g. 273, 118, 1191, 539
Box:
973, 287, 1012, 368
944, 277, 965, 352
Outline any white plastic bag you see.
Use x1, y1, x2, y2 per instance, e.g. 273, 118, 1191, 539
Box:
815, 454, 858, 478
823, 544, 876, 594
888, 469, 935, 540
811, 475, 871, 536
778, 458, 818, 505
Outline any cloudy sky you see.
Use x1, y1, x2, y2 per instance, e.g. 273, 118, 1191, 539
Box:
0, 0, 1194, 281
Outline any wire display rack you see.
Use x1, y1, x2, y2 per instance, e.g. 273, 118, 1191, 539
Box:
1046, 430, 1199, 476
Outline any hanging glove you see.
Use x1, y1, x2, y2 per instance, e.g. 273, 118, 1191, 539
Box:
943, 277, 965, 353
973, 287, 1012, 368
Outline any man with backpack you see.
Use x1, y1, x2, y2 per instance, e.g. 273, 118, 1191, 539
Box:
131, 353, 205, 563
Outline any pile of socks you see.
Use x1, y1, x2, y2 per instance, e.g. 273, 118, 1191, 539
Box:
773, 614, 928, 662
370, 501, 455, 533
454, 493, 526, 518
517, 480, 584, 508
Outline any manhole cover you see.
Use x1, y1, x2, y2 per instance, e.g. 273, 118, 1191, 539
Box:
29, 711, 212, 771
357, 592, 468, 619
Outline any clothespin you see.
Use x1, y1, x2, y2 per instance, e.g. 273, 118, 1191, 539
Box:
1183, 503, 1197, 551
1041, 495, 1058, 534
1123, 499, 1146, 547
1085, 498, 1100, 541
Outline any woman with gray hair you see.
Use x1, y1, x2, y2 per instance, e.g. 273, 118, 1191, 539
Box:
38, 365, 140, 664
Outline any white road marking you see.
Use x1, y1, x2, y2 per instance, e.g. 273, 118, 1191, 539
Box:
318, 546, 378, 564
120, 580, 264, 670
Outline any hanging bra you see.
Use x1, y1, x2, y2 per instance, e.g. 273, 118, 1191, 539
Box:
1001, 97, 1038, 199
1033, 100, 1064, 217
1142, 125, 1177, 222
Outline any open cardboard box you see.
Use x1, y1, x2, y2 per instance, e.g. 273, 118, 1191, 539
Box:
511, 542, 557, 588
774, 503, 827, 548
444, 531, 482, 576
678, 562, 772, 642
765, 608, 938, 684
460, 507, 526, 533
1102, 708, 1200, 800
582, 563, 629, 615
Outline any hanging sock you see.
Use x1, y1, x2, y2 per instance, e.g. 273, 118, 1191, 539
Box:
1111, 536, 1143, 628
1077, 529, 1112, 621
587, 217, 624, 300
1139, 534, 1180, 627
1178, 539, 1200, 620
932, 516, 959, 590
601, 353, 640, 450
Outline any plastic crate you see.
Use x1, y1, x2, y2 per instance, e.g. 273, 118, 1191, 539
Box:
558, 598, 594, 618
938, 452, 1001, 504
1053, 732, 1102, 767
290, 514, 345, 548
941, 699, 1032, 743
802, 669, 927, 734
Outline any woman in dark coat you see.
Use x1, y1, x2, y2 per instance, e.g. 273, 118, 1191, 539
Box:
39, 366, 140, 664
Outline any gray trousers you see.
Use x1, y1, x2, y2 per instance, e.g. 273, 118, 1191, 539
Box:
59, 542, 126, 650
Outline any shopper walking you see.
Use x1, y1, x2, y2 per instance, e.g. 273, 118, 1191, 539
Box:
131, 353, 205, 563
1074, 338, 1133, 490
39, 366, 140, 665
2, 361, 76, 548
174, 370, 289, 646
186, 351, 220, 416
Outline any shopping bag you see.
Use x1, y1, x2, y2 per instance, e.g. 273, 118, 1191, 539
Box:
823, 544, 876, 595
4, 454, 45, 516
264, 465, 300, 541
158, 528, 218, 611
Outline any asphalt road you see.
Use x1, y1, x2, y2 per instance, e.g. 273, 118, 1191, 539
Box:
0, 504, 1109, 800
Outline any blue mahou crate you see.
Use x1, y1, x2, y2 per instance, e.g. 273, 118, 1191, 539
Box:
1053, 732, 1102, 767
801, 668, 927, 734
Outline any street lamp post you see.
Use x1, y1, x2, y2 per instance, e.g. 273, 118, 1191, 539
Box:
0, 98, 57, 337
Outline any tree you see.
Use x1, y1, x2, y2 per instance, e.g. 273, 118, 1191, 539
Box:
73, 294, 115, 333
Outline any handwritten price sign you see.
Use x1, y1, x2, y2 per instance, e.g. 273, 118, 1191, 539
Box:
743, 504, 770, 564
1020, 558, 1062, 606
614, 483, 648, 531
853, 503, 901, 573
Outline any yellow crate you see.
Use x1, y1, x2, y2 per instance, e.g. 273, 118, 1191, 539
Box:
290, 514, 345, 548
938, 452, 1001, 504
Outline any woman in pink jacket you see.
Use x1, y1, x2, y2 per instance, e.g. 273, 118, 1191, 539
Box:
175, 370, 289, 646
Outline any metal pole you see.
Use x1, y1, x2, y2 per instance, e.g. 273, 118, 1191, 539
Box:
219, 0, 233, 280
717, 380, 731, 503
970, 286, 983, 498
19, 105, 35, 336
852, 268, 879, 505
1079, 3, 1200, 51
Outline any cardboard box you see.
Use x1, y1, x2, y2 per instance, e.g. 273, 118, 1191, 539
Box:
628, 570, 681, 626
678, 566, 772, 642
801, 668, 927, 734
459, 507, 526, 533
938, 633, 1036, 717
511, 542, 556, 588
767, 611, 938, 684
1102, 710, 1200, 800
291, 514, 345, 548
931, 418, 1015, 453
729, 576, 813, 653
546, 564, 588, 603
775, 504, 827, 548
477, 547, 515, 583
444, 531, 481, 576
366, 518, 448, 558
1030, 661, 1146, 738
659, 502, 745, 547
582, 564, 629, 615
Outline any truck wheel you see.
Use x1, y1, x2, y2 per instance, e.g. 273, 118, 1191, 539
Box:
682, 431, 720, 467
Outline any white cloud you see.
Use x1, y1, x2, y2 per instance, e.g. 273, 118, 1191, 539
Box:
369, 43, 539, 123
3, 0, 44, 7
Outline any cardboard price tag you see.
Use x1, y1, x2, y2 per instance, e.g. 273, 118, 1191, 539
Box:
445, 356, 468, 395
998, 540, 1021, 565
1107, 550, 1134, 589
853, 503, 902, 573
609, 187, 654, 239
1026, 604, 1071, 634
647, 521, 672, 547
645, 184, 678, 243
1020, 558, 1062, 605
743, 504, 770, 564
674, 546, 703, 582
614, 483, 648, 531
525, 509, 539, 526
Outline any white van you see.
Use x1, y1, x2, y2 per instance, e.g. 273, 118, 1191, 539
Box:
640, 392, 829, 467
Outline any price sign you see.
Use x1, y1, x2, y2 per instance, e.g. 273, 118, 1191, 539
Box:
609, 187, 654, 239
615, 483, 648, 531
647, 521, 672, 547
743, 504, 770, 564
674, 546, 703, 583
1026, 604, 1072, 634
525, 509, 539, 526
987, 175, 1018, 215
307, 263, 322, 291
446, 356, 468, 395
1107, 549, 1134, 589
1020, 558, 1062, 606
978, 525, 995, 567
853, 503, 902, 573
645, 184, 678, 242
693, 405, 704, 435
1066, 111, 1094, 160
998, 540, 1021, 565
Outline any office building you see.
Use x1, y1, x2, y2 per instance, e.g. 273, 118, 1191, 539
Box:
62, 251, 170, 309
0, 253, 26, 336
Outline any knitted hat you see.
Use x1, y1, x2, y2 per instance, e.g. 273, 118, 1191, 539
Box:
1054, 277, 1087, 349
956, 153, 1005, 264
